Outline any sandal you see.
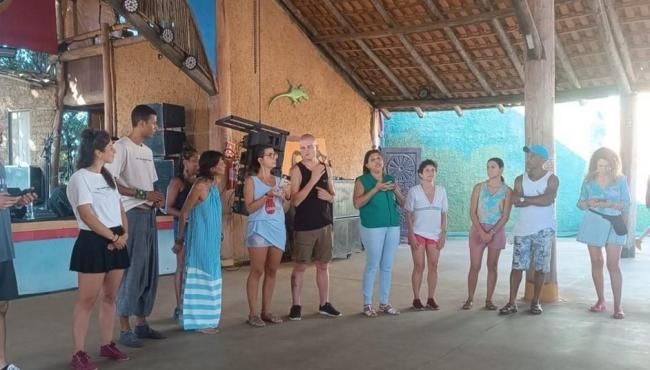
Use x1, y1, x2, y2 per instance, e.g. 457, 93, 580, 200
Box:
499, 302, 518, 315
362, 305, 377, 317
247, 315, 266, 327
613, 310, 625, 320
379, 303, 400, 315
426, 298, 439, 311
260, 312, 283, 324
529, 303, 543, 315
589, 302, 607, 313
461, 299, 473, 310
484, 301, 498, 311
197, 327, 220, 335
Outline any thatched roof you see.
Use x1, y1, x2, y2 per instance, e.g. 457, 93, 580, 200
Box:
278, 0, 650, 113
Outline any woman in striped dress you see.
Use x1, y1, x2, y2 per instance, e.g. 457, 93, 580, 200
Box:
174, 151, 225, 334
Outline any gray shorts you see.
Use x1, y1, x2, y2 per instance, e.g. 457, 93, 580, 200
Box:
0, 259, 18, 301
512, 228, 555, 273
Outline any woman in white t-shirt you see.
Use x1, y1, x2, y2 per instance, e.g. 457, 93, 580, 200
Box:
67, 129, 130, 370
405, 159, 448, 311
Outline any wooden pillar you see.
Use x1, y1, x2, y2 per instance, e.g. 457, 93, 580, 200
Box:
101, 23, 115, 135
51, 0, 66, 189
523, 0, 558, 302
620, 93, 637, 258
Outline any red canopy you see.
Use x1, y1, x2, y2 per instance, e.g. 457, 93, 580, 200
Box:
0, 0, 57, 54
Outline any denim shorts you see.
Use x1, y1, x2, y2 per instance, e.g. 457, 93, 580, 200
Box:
512, 228, 555, 273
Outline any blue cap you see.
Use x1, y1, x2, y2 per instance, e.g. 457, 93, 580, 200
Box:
523, 145, 549, 160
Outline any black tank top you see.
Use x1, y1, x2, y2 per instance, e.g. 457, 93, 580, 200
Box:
294, 162, 333, 231
173, 176, 192, 214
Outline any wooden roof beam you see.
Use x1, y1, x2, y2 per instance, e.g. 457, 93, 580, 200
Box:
591, 0, 632, 94
423, 0, 501, 116
322, 0, 414, 101
277, 0, 375, 101
380, 108, 392, 120
603, 0, 636, 83
314, 8, 515, 44
368, 0, 464, 116
511, 0, 544, 60
480, 0, 524, 82
375, 83, 650, 110
104, 0, 216, 95
555, 33, 581, 89
414, 107, 425, 118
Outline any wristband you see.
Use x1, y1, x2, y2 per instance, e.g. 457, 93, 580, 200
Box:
135, 188, 147, 200
112, 234, 119, 242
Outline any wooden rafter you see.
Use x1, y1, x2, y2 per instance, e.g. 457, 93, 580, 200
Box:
480, 0, 524, 81
555, 33, 581, 89
277, 0, 374, 101
104, 0, 216, 95
314, 8, 515, 44
369, 0, 462, 116
591, 0, 632, 94
322, 0, 424, 116
511, 0, 544, 60
603, 0, 636, 83
423, 0, 504, 111
375, 83, 650, 110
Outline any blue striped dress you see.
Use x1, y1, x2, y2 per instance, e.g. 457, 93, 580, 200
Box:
181, 184, 222, 330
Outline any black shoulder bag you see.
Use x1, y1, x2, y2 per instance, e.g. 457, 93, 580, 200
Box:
589, 209, 628, 236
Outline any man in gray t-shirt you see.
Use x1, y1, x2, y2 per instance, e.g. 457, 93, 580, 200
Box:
1, 125, 37, 370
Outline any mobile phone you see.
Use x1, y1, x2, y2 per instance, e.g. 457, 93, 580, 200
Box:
8, 188, 35, 196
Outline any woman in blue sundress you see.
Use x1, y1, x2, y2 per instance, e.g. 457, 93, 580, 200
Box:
174, 150, 226, 334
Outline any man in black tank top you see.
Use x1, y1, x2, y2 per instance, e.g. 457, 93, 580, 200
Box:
287, 134, 341, 320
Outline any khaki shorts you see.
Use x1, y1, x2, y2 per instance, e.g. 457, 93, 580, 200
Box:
293, 224, 333, 263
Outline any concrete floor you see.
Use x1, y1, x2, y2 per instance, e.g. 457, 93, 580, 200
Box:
6, 238, 650, 370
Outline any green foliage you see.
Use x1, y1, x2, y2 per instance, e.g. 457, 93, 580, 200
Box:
0, 48, 54, 77
58, 111, 89, 184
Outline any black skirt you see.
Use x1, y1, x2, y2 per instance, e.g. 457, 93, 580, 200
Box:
69, 226, 130, 273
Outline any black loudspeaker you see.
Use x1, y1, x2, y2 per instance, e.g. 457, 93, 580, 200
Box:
153, 158, 176, 195
47, 185, 73, 217
245, 132, 286, 152
146, 103, 185, 129
145, 130, 186, 157
29, 166, 46, 205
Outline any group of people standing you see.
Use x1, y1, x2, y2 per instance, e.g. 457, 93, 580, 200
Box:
0, 104, 634, 370
352, 144, 630, 322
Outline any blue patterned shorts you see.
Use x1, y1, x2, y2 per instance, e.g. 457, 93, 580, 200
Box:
512, 228, 555, 273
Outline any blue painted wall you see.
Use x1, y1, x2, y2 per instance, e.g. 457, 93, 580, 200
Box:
13, 229, 176, 296
383, 107, 648, 236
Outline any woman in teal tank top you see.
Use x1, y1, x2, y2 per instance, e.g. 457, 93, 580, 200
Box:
463, 157, 512, 311
353, 150, 405, 317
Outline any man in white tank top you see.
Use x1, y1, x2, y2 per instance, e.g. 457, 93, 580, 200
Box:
499, 145, 559, 316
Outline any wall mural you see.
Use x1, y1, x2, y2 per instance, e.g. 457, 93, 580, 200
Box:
268, 80, 309, 108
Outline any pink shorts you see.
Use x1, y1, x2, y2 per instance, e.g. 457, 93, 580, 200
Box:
414, 234, 439, 249
469, 224, 506, 250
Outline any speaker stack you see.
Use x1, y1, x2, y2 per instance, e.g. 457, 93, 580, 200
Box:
143, 103, 186, 195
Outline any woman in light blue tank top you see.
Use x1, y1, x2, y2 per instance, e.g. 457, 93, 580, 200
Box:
243, 145, 290, 327
463, 157, 512, 311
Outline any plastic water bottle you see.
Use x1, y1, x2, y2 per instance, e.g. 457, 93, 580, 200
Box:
25, 202, 34, 220
0, 177, 6, 193
265, 194, 276, 214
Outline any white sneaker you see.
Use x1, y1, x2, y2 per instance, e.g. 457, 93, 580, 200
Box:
7, 364, 22, 370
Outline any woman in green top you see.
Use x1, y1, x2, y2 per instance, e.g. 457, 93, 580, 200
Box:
353, 149, 405, 317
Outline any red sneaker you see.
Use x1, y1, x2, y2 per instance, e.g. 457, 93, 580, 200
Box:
100, 342, 129, 361
70, 351, 97, 370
